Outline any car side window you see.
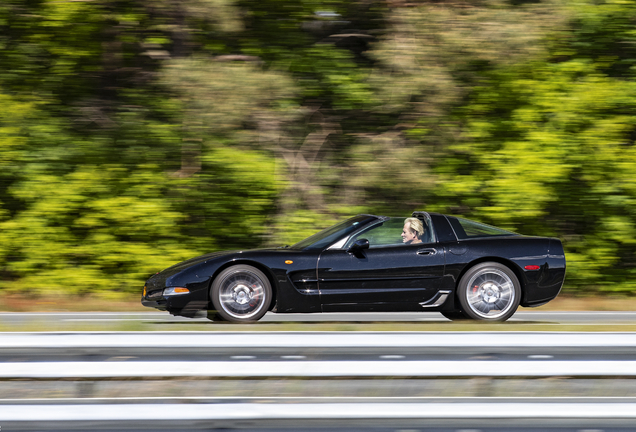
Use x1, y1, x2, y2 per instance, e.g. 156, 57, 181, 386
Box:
446, 216, 516, 239
346, 219, 407, 249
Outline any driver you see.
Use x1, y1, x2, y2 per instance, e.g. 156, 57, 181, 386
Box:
401, 217, 425, 245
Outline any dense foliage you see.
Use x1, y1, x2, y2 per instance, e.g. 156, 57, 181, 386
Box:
2, 0, 636, 296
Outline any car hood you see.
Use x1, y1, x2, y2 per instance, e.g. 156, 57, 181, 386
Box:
163, 250, 241, 272
145, 250, 239, 290
145, 248, 292, 290
165, 247, 292, 270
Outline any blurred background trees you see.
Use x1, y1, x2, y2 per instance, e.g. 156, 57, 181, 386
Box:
2, 0, 636, 297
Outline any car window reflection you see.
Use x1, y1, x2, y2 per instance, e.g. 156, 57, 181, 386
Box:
346, 217, 433, 249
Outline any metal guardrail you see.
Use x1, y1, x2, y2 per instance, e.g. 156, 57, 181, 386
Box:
3, 332, 636, 429
2, 331, 636, 355
3, 360, 636, 379
2, 331, 636, 383
3, 400, 636, 430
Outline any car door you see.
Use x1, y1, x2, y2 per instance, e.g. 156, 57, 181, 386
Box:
317, 217, 446, 311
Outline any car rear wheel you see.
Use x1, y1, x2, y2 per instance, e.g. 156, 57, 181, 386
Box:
457, 262, 521, 322
211, 265, 272, 323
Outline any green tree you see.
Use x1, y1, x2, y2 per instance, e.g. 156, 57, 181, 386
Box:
430, 0, 636, 294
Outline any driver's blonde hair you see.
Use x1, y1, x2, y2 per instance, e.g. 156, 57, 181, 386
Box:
404, 217, 425, 239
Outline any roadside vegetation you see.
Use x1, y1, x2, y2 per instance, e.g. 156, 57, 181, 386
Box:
2, 0, 636, 300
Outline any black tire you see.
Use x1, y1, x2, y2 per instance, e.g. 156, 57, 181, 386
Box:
210, 265, 272, 323
440, 310, 467, 321
457, 262, 521, 322
206, 311, 227, 322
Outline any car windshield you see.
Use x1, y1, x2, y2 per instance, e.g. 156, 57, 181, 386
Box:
290, 215, 378, 250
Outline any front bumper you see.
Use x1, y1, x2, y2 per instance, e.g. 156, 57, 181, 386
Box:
141, 286, 209, 318
141, 297, 167, 310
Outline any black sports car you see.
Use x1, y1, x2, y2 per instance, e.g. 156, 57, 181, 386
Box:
142, 211, 565, 323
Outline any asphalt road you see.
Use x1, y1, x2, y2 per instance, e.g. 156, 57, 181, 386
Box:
1, 310, 636, 325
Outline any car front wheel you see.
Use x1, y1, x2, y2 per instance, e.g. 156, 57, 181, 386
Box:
440, 310, 467, 321
457, 262, 521, 322
210, 265, 272, 323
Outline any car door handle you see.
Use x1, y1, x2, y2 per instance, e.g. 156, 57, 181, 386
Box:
417, 248, 437, 255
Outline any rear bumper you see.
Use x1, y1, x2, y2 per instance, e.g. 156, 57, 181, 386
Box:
519, 239, 566, 307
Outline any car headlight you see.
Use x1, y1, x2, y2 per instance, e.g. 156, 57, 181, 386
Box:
163, 287, 190, 296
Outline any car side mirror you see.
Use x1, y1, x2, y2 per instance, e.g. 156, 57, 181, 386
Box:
347, 239, 369, 257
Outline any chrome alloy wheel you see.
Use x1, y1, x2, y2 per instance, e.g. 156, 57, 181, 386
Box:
218, 271, 267, 320
465, 268, 515, 319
